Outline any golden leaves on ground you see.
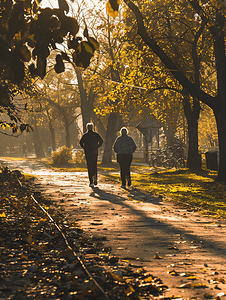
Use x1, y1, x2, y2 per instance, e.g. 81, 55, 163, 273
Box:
167, 268, 226, 294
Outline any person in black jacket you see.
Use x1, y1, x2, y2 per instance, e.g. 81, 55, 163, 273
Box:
113, 127, 136, 188
80, 123, 103, 187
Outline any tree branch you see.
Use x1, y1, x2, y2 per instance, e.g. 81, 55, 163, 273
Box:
123, 0, 218, 109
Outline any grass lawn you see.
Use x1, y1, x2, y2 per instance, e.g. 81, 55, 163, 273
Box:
107, 167, 226, 219
41, 158, 226, 219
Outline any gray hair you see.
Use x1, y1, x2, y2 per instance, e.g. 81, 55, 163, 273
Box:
120, 127, 128, 135
86, 122, 94, 131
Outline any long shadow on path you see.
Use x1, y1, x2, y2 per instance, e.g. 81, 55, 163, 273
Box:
89, 186, 226, 261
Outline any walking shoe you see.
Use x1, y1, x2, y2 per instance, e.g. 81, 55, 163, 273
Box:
89, 183, 94, 187
93, 175, 97, 185
121, 185, 126, 188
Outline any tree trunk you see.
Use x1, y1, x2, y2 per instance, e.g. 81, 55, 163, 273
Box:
183, 94, 201, 169
143, 135, 149, 163
32, 123, 45, 158
70, 121, 81, 148
49, 123, 56, 151
58, 106, 70, 148
65, 124, 70, 148
214, 107, 226, 182
186, 118, 200, 169
91, 111, 106, 139
102, 113, 122, 165
162, 123, 175, 147
76, 69, 92, 133
46, 111, 56, 151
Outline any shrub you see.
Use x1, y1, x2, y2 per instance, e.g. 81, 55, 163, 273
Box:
51, 146, 73, 165
72, 150, 86, 167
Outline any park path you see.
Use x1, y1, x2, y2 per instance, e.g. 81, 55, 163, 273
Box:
1, 157, 226, 299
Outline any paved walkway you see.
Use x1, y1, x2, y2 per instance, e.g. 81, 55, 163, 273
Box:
1, 157, 226, 299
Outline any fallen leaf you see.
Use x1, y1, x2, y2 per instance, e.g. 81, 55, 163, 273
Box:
167, 246, 179, 250
168, 270, 180, 276
213, 278, 225, 283
187, 275, 199, 280
0, 211, 6, 217
122, 257, 139, 260
143, 276, 153, 283
121, 259, 130, 263
154, 254, 162, 259
178, 283, 192, 288
110, 271, 123, 282
20, 254, 29, 260
180, 272, 195, 277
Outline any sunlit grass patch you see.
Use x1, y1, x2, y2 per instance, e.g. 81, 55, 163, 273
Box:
0, 156, 27, 161
41, 158, 53, 165
22, 173, 36, 181
107, 168, 226, 218
52, 166, 87, 172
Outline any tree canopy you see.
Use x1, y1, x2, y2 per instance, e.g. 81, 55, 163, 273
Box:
108, 0, 226, 181
0, 0, 99, 134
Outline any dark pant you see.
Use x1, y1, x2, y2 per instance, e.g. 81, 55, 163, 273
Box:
117, 153, 132, 186
85, 155, 97, 183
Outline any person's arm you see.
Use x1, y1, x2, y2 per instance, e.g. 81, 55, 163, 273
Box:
131, 138, 137, 153
113, 138, 119, 153
79, 136, 85, 148
97, 134, 103, 147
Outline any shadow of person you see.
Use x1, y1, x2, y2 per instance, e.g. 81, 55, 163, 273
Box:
90, 186, 163, 207
89, 187, 127, 204
89, 186, 226, 261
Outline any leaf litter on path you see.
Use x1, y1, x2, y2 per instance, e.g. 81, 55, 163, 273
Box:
0, 162, 225, 299
0, 168, 170, 299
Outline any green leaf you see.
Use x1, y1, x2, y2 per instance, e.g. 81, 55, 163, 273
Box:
73, 41, 94, 69
88, 37, 99, 50
83, 26, 89, 38
82, 41, 94, 55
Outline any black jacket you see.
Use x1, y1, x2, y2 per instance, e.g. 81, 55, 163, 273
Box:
113, 134, 136, 155
80, 130, 103, 156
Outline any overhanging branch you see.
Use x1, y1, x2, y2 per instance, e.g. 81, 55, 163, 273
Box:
123, 0, 218, 109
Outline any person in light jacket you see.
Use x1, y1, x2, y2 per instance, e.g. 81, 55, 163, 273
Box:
80, 123, 103, 187
113, 127, 137, 188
